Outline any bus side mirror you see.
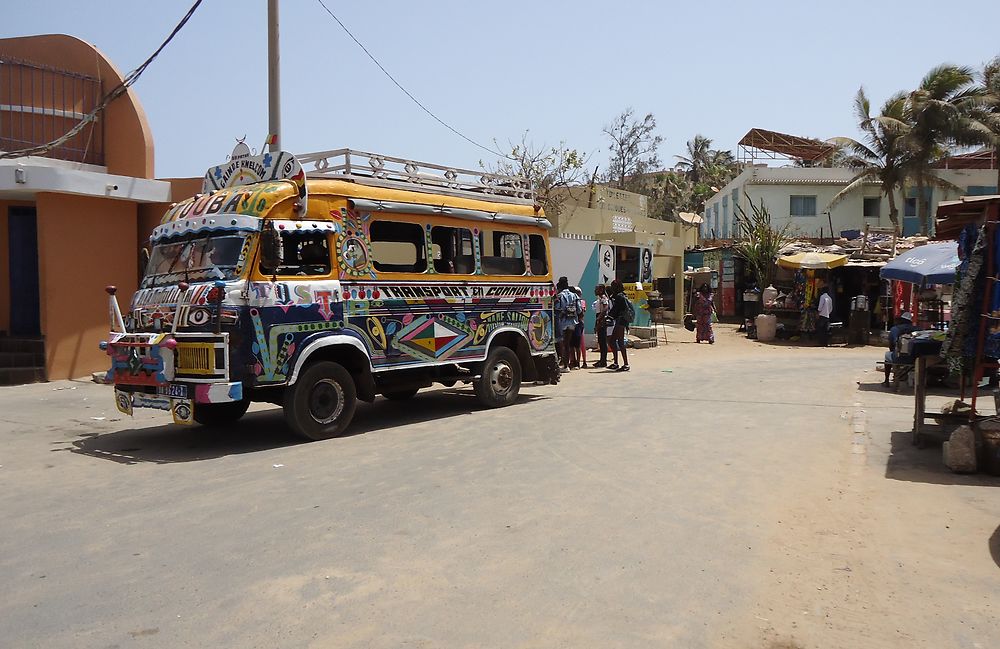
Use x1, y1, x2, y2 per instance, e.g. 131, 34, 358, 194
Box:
260, 222, 283, 272
139, 247, 150, 278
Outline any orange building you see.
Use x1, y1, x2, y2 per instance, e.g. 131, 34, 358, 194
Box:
0, 34, 191, 383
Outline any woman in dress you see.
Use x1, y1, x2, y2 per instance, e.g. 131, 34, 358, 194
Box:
694, 283, 716, 344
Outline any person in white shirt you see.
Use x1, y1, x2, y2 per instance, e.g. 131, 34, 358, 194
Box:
817, 286, 833, 347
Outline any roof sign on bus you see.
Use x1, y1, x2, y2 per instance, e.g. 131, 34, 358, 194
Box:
203, 141, 307, 206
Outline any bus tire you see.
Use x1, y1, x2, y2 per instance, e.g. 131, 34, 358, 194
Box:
193, 399, 250, 427
283, 361, 358, 440
383, 388, 419, 401
474, 346, 521, 408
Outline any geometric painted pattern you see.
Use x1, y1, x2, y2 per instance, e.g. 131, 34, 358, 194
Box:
396, 315, 472, 362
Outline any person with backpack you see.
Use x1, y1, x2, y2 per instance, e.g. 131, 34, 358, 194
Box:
555, 276, 582, 371
607, 280, 632, 372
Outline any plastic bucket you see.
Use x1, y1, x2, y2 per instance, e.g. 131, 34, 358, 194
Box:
755, 314, 778, 342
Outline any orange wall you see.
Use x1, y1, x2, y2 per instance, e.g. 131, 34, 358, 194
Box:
138, 177, 202, 251
0, 34, 154, 178
35, 192, 137, 380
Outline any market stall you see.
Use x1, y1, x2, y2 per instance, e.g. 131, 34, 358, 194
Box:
760, 252, 847, 340
909, 195, 1000, 473
880, 242, 958, 331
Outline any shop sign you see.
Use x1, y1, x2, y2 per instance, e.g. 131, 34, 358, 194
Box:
202, 141, 307, 206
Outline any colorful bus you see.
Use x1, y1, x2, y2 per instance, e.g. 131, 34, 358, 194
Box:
103, 147, 560, 440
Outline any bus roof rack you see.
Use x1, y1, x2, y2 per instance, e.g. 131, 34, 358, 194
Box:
297, 149, 536, 206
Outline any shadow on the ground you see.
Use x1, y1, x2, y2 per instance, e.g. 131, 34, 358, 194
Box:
752, 339, 877, 350
990, 525, 1000, 570
64, 389, 547, 465
886, 430, 1000, 487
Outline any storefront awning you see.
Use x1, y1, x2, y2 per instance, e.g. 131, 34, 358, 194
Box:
777, 252, 848, 270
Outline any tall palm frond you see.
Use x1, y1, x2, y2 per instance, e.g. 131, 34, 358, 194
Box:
825, 88, 910, 229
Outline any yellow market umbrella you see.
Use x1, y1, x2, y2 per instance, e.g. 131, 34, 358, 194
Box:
777, 252, 848, 270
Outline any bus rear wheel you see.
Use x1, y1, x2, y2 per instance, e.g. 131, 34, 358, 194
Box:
283, 361, 358, 441
474, 346, 521, 408
193, 399, 250, 427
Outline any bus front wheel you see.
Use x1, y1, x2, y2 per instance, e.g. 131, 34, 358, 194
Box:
283, 361, 358, 440
474, 346, 521, 408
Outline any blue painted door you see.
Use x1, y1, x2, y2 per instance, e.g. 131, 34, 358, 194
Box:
8, 207, 41, 336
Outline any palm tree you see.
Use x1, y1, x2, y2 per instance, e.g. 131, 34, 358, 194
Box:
674, 135, 713, 183
974, 56, 1000, 190
827, 88, 911, 231
903, 64, 985, 234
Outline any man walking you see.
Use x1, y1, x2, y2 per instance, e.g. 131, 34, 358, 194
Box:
817, 285, 833, 347
555, 277, 581, 370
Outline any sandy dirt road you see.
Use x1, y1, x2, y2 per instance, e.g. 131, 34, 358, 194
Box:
0, 324, 997, 648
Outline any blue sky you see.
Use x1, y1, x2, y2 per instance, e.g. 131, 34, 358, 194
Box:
5, 0, 1000, 179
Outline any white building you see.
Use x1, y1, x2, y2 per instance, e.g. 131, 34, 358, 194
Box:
701, 165, 998, 240
702, 129, 998, 239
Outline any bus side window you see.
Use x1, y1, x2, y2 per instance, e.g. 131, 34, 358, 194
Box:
371, 221, 427, 274
261, 232, 331, 276
528, 234, 548, 275
480, 229, 526, 276
431, 226, 474, 274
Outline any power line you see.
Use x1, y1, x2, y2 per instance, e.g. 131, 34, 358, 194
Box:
314, 0, 509, 160
0, 0, 204, 160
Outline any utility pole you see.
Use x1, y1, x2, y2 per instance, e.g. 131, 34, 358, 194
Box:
267, 0, 281, 152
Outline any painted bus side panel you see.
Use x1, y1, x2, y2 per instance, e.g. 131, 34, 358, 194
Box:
241, 280, 555, 385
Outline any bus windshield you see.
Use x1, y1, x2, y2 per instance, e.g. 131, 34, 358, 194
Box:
143, 233, 248, 287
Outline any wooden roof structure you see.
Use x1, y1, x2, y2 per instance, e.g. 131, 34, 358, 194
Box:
737, 128, 838, 165
934, 195, 1000, 240
932, 149, 998, 170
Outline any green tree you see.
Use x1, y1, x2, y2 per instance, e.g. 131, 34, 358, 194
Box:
973, 56, 1000, 190
602, 108, 662, 192
674, 135, 713, 183
903, 64, 985, 234
827, 88, 911, 231
482, 132, 587, 221
733, 196, 792, 290
643, 171, 694, 220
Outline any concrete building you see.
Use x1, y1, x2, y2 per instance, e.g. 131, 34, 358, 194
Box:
702, 129, 998, 240
0, 34, 185, 383
550, 185, 699, 322
701, 165, 998, 240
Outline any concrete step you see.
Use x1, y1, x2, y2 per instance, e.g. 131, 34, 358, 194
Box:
0, 351, 45, 368
0, 366, 47, 386
0, 337, 45, 354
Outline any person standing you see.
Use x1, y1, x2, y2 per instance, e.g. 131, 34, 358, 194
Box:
883, 311, 917, 386
592, 284, 611, 367
555, 276, 581, 371
572, 286, 588, 369
607, 280, 630, 372
817, 285, 833, 347
694, 283, 716, 344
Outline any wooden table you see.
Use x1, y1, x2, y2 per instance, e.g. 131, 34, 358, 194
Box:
912, 353, 969, 448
